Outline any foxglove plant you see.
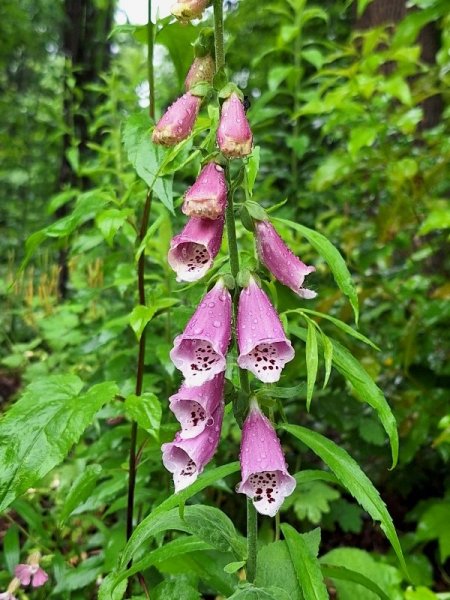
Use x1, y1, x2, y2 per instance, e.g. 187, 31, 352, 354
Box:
238, 399, 296, 516
169, 372, 225, 439
168, 216, 224, 282
255, 219, 316, 299
152, 92, 201, 146
171, 0, 210, 21
182, 162, 228, 220
162, 399, 224, 491
237, 276, 295, 383
217, 92, 253, 158
170, 278, 232, 386
185, 54, 215, 91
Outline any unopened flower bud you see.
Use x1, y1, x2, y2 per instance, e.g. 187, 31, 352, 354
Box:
182, 163, 227, 220
171, 0, 210, 21
217, 93, 253, 158
152, 93, 201, 146
185, 55, 215, 92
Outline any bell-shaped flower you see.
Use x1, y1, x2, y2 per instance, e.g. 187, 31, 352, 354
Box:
15, 553, 48, 588
237, 399, 296, 517
237, 276, 294, 383
182, 163, 227, 220
162, 399, 224, 491
255, 220, 316, 299
185, 55, 215, 91
169, 372, 224, 440
152, 92, 201, 146
217, 93, 253, 158
171, 0, 210, 21
168, 216, 224, 282
170, 279, 232, 387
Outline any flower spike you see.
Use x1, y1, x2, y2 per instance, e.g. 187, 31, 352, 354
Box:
152, 93, 201, 146
237, 276, 294, 383
168, 216, 224, 282
182, 163, 227, 220
237, 399, 296, 517
169, 372, 225, 439
162, 399, 224, 492
255, 220, 316, 299
170, 279, 232, 386
217, 93, 253, 158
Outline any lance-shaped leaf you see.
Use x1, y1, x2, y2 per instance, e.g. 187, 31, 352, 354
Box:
281, 424, 407, 574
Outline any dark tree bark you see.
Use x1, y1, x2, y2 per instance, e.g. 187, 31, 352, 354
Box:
57, 0, 115, 298
355, 0, 443, 130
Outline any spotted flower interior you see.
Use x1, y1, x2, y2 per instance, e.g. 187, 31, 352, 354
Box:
172, 399, 208, 439
170, 242, 211, 281
174, 338, 225, 385
164, 446, 198, 492
247, 470, 289, 517
240, 341, 293, 383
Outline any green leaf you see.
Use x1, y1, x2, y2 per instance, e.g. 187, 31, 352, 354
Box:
228, 584, 292, 600
95, 208, 130, 245
156, 22, 199, 86
348, 126, 378, 159
257, 382, 305, 400
418, 200, 450, 235
281, 523, 329, 600
153, 578, 201, 600
122, 111, 174, 213
295, 469, 339, 487
119, 462, 240, 567
224, 560, 247, 574
306, 322, 318, 411
321, 564, 391, 600
301, 49, 324, 70
0, 376, 118, 512
3, 525, 20, 574
357, 0, 375, 16
255, 541, 302, 600
129, 305, 155, 340
321, 332, 333, 389
416, 501, 450, 562
281, 424, 406, 573
290, 326, 398, 467
246, 146, 260, 196
124, 393, 162, 439
293, 481, 340, 524
268, 66, 294, 91
298, 309, 379, 351
275, 218, 359, 323
59, 464, 103, 526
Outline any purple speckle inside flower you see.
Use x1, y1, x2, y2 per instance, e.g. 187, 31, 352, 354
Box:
175, 338, 223, 385
241, 342, 291, 383
176, 242, 210, 275
249, 471, 283, 512
176, 400, 207, 436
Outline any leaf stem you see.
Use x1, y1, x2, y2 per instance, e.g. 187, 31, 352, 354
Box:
213, 0, 257, 582
126, 1, 154, 594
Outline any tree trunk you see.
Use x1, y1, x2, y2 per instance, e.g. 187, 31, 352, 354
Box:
57, 0, 115, 298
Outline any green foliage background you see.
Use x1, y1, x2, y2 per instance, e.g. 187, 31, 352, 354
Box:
0, 0, 449, 598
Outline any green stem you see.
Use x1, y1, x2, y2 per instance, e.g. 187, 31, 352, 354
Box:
213, 0, 257, 582
126, 2, 154, 595
246, 499, 258, 582
213, 0, 225, 71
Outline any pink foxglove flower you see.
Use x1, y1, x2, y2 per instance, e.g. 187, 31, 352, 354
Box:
237, 399, 296, 516
185, 55, 215, 91
168, 216, 224, 282
162, 400, 224, 491
237, 276, 294, 383
171, 0, 210, 21
255, 220, 316, 299
170, 279, 232, 387
170, 372, 224, 439
182, 163, 227, 220
152, 93, 201, 146
217, 93, 253, 158
15, 562, 48, 588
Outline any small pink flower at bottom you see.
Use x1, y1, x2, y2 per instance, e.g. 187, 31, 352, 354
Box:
255, 220, 316, 299
237, 276, 294, 383
170, 279, 232, 387
237, 400, 296, 517
15, 564, 48, 588
168, 216, 224, 282
182, 163, 227, 220
217, 93, 253, 158
152, 93, 201, 146
0, 592, 17, 600
162, 400, 224, 492
170, 372, 225, 439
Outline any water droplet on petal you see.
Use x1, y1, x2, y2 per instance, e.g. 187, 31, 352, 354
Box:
213, 320, 221, 328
